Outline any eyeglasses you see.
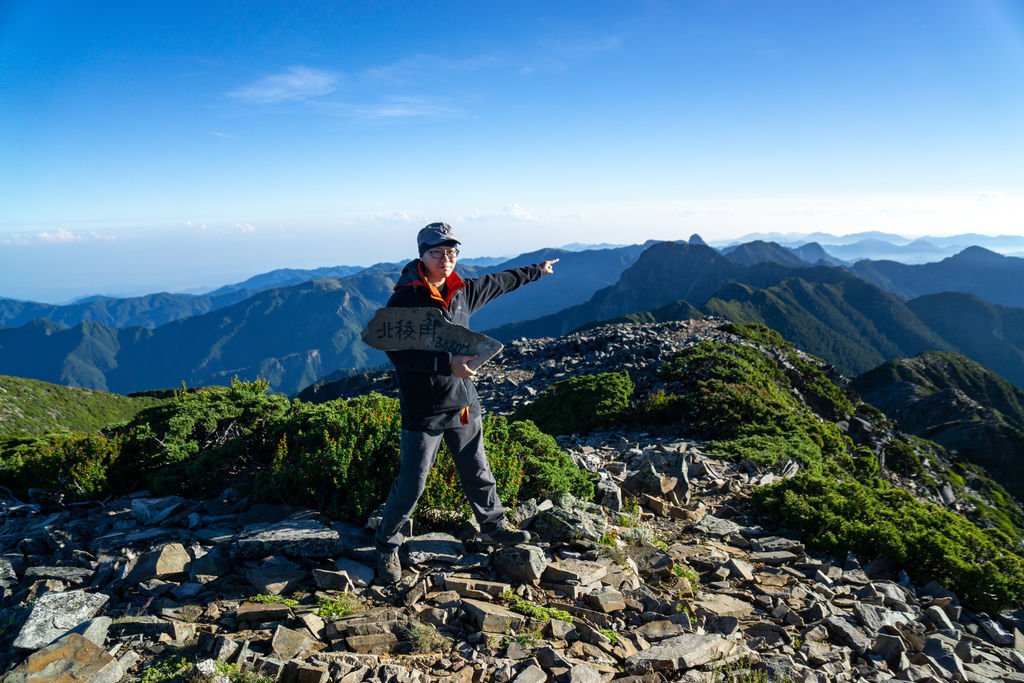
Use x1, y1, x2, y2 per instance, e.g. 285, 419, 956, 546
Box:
426, 248, 459, 261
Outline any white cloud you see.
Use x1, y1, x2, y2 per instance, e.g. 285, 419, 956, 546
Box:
37, 228, 81, 243
502, 203, 537, 221
235, 223, 256, 234
335, 96, 461, 120
228, 66, 339, 104
90, 232, 117, 241
363, 53, 505, 84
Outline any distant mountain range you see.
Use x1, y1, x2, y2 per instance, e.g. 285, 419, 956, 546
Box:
718, 232, 1024, 264
3, 234, 1024, 396
488, 242, 1024, 388
0, 246, 644, 394
852, 246, 1024, 308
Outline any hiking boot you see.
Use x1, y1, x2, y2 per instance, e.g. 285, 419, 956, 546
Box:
376, 549, 402, 585
479, 527, 531, 546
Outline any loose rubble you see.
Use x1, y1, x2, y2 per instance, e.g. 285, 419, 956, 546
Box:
3, 320, 1024, 681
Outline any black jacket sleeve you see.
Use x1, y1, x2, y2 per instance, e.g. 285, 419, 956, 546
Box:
463, 265, 544, 316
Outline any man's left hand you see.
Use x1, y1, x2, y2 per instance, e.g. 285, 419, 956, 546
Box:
540, 259, 559, 275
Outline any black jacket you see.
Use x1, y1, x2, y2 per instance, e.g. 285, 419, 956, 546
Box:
386, 259, 544, 429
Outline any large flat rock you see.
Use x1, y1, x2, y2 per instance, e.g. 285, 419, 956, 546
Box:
13, 590, 110, 651
625, 633, 746, 673
234, 518, 344, 559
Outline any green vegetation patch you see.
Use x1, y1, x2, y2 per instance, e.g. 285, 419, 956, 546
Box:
754, 472, 1024, 611
0, 374, 163, 438
641, 339, 849, 471
1, 379, 595, 523
0, 432, 123, 499
316, 592, 362, 619
499, 590, 573, 623
513, 371, 633, 435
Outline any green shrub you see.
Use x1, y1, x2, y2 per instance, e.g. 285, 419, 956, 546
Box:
883, 439, 926, 479
513, 371, 633, 434
0, 432, 122, 499
508, 420, 594, 502
645, 340, 850, 471
2, 377, 595, 526
753, 472, 1024, 611
253, 393, 402, 521
110, 378, 290, 493
255, 400, 593, 522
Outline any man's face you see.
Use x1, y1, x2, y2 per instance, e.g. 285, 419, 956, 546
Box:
422, 245, 459, 283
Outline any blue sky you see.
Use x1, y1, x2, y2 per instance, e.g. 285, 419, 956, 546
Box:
2, 1, 1023, 301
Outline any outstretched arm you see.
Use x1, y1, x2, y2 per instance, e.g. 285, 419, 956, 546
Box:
463, 259, 559, 314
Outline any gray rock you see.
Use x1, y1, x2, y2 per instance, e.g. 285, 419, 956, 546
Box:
923, 634, 967, 681
511, 664, 547, 683
131, 496, 186, 525
585, 587, 627, 613
23, 566, 94, 586
627, 546, 674, 581
493, 545, 548, 583
13, 589, 109, 650
271, 624, 321, 660
313, 568, 354, 591
542, 558, 607, 585
0, 556, 18, 586
824, 616, 871, 655
66, 616, 112, 647
976, 614, 1014, 645
924, 604, 956, 632
235, 517, 344, 559
691, 515, 741, 538
128, 542, 191, 582
334, 557, 375, 587
108, 617, 195, 642
695, 594, 754, 619
623, 463, 677, 496
511, 498, 554, 528
569, 663, 603, 683
461, 598, 527, 633
854, 602, 914, 633
872, 633, 906, 666
246, 555, 306, 595
362, 306, 503, 364
625, 633, 746, 672
596, 480, 622, 512
190, 545, 232, 581
404, 533, 465, 565
531, 505, 606, 544
727, 557, 755, 582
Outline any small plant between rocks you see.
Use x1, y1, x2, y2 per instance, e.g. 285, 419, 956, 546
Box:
498, 591, 573, 623
315, 592, 361, 619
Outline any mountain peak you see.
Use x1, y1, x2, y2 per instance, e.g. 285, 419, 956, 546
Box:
953, 245, 1003, 262
688, 233, 708, 246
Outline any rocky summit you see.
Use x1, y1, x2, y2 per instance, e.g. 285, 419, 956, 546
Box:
3, 320, 1024, 682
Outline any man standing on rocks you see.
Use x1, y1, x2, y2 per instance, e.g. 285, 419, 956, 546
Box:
375, 222, 558, 584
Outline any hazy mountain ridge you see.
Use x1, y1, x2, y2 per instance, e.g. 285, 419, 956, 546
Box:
494, 243, 1024, 389
852, 246, 1024, 308
0, 247, 646, 394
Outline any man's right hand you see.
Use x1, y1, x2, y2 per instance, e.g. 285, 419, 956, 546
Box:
450, 356, 477, 376
451, 355, 478, 378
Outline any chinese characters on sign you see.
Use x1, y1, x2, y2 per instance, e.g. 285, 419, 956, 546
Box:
361, 307, 503, 369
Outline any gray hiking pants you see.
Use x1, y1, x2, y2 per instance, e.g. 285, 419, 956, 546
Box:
375, 415, 506, 552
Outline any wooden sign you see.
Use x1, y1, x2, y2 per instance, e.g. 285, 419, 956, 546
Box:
361, 307, 504, 370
